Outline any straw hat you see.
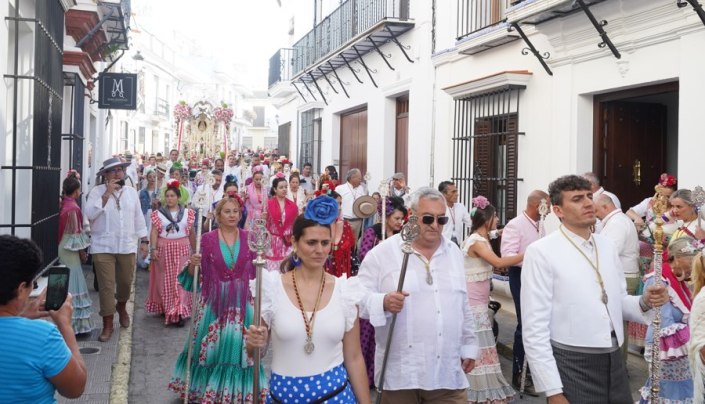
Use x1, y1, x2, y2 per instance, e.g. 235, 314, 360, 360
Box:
353, 195, 377, 219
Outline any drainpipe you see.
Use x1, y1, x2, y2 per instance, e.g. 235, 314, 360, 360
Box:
429, 0, 437, 187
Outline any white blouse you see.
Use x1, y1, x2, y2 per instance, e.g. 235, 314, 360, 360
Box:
152, 208, 190, 239
252, 271, 361, 377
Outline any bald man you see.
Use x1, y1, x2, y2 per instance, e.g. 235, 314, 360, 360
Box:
500, 190, 550, 395
595, 193, 641, 365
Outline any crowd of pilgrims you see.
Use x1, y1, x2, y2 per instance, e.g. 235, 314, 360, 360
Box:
5, 143, 705, 404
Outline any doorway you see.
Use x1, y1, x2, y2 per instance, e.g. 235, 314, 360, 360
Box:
593, 82, 678, 210
340, 108, 368, 178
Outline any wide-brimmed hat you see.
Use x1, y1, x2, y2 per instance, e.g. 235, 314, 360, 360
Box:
353, 195, 377, 219
156, 163, 167, 174
97, 157, 130, 176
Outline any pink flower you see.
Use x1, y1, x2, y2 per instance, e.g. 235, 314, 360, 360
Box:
472, 195, 490, 210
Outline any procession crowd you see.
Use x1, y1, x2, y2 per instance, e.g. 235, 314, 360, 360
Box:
2, 146, 705, 404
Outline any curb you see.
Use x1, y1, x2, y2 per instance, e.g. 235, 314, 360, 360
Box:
109, 269, 136, 404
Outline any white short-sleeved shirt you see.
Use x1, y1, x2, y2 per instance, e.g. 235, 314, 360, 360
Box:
254, 272, 361, 377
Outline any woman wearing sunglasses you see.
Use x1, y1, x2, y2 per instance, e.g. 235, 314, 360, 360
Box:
462, 196, 523, 403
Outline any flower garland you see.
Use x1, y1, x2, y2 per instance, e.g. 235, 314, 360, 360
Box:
173, 101, 192, 125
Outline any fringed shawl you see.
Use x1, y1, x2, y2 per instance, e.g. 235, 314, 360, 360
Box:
199, 229, 256, 318
59, 196, 84, 240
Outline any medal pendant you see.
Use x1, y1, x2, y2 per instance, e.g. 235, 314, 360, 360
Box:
426, 273, 434, 285
601, 291, 608, 305
304, 337, 315, 354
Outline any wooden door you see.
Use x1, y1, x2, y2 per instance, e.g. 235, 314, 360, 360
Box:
340, 108, 368, 178
395, 98, 409, 175
599, 102, 667, 210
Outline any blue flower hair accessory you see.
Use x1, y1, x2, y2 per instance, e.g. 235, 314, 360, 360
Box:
304, 195, 339, 225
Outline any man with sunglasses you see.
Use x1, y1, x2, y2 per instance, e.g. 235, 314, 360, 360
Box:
357, 187, 478, 404
439, 181, 472, 247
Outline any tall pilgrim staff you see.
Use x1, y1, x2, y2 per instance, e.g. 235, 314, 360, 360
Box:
375, 216, 421, 404
519, 199, 549, 398
378, 178, 390, 240
182, 188, 208, 404
248, 217, 271, 404
649, 189, 669, 402
693, 185, 705, 229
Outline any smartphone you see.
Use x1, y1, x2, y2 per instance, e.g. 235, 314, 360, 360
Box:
116, 179, 125, 187
45, 266, 70, 311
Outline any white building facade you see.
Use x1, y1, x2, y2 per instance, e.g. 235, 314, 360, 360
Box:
271, 0, 705, 223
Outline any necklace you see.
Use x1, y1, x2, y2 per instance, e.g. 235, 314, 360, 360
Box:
112, 188, 124, 211
413, 252, 434, 285
559, 226, 608, 305
291, 269, 326, 354
523, 211, 539, 233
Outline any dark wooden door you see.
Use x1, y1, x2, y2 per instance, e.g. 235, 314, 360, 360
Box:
340, 108, 368, 178
278, 122, 291, 158
599, 102, 667, 210
395, 98, 409, 175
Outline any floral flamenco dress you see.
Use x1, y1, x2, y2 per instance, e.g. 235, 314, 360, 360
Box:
462, 233, 515, 403
58, 196, 94, 334
638, 263, 694, 403
264, 197, 298, 272
169, 229, 267, 403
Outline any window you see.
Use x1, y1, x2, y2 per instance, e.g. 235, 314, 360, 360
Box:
253, 106, 265, 127
452, 86, 522, 225
300, 109, 322, 173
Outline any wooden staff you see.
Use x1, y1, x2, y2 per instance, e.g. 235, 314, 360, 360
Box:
375, 216, 421, 404
520, 198, 549, 398
650, 188, 669, 402
183, 190, 208, 404
247, 218, 271, 404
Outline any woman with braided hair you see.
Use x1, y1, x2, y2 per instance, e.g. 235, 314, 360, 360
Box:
146, 179, 196, 326
58, 170, 94, 334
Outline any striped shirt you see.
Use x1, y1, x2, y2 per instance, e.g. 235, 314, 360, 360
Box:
0, 317, 71, 403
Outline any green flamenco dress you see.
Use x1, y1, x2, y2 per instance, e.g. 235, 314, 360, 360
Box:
169, 229, 267, 403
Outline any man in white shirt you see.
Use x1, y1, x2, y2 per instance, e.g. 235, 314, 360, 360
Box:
358, 187, 478, 403
222, 153, 240, 180
195, 169, 224, 227
337, 168, 368, 241
595, 192, 641, 366
299, 162, 314, 192
438, 181, 472, 246
521, 175, 668, 403
165, 149, 180, 172
85, 157, 149, 343
389, 172, 411, 207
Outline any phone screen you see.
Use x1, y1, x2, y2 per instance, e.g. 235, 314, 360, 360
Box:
46, 272, 69, 311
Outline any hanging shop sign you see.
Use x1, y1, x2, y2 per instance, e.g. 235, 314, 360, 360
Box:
98, 73, 137, 110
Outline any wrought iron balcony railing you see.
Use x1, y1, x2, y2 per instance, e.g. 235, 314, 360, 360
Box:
269, 48, 294, 88
457, 0, 513, 39
291, 0, 410, 77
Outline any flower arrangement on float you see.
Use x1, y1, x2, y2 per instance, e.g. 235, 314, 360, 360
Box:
173, 101, 192, 154
213, 102, 234, 151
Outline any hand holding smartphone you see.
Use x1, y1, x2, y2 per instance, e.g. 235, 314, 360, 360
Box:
45, 266, 70, 311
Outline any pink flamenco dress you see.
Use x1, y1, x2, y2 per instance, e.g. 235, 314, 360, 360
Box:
244, 181, 267, 231
264, 197, 298, 271
145, 207, 195, 325
461, 233, 515, 403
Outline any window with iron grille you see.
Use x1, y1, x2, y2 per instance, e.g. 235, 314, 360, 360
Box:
2, 0, 65, 268
452, 85, 523, 225
299, 109, 322, 174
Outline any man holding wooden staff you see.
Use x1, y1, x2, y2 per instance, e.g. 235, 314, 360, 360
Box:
357, 187, 478, 403
522, 175, 669, 403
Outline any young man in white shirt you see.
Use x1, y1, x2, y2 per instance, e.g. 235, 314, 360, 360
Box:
438, 181, 472, 246
521, 175, 668, 404
357, 187, 478, 403
85, 157, 148, 343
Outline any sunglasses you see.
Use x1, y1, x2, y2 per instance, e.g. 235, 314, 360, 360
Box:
421, 215, 449, 225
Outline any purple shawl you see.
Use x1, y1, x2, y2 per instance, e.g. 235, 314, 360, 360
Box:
200, 229, 256, 318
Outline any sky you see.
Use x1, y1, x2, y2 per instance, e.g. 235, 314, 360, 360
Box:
132, 0, 288, 89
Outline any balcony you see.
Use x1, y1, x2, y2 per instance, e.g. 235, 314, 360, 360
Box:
456, 0, 521, 55
505, 0, 608, 24
290, 0, 414, 85
268, 48, 296, 98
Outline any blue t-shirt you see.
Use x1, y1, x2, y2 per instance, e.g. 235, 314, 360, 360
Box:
0, 317, 72, 404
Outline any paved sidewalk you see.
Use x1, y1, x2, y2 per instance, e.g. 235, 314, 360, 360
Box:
56, 264, 134, 404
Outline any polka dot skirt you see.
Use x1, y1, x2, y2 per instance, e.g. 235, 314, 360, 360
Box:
268, 363, 356, 403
